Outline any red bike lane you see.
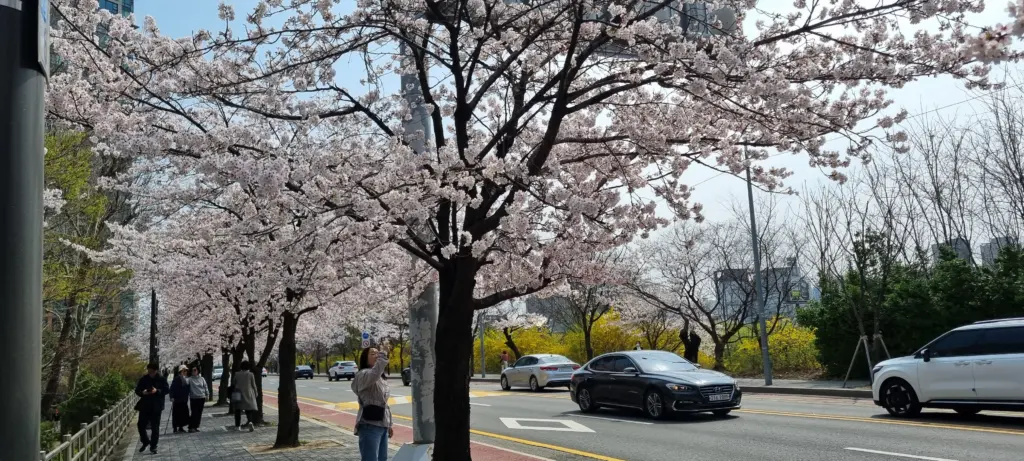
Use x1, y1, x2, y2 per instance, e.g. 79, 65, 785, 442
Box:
264, 394, 553, 461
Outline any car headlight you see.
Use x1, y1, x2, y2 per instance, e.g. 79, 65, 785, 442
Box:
666, 383, 694, 392
872, 365, 883, 375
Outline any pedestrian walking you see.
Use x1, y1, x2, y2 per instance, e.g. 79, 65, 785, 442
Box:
634, 342, 642, 351
352, 345, 393, 461
232, 361, 259, 432
187, 366, 209, 433
169, 365, 191, 433
500, 350, 510, 371
134, 363, 169, 454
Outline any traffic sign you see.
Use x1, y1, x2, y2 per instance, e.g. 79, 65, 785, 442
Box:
362, 331, 370, 340
361, 339, 370, 349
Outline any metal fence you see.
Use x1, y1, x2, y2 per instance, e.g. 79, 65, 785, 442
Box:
40, 393, 138, 461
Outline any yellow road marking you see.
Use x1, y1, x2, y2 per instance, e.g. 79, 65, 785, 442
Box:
391, 414, 623, 461
737, 408, 1024, 436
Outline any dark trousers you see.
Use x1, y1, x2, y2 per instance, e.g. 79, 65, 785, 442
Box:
188, 399, 205, 429
171, 400, 190, 429
137, 410, 161, 448
234, 408, 257, 427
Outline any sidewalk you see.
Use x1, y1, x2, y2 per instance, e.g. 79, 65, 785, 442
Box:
119, 402, 370, 460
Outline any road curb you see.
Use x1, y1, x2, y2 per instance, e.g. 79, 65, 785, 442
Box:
741, 386, 872, 399
471, 377, 501, 383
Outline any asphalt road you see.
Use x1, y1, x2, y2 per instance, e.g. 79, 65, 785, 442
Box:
266, 376, 1024, 461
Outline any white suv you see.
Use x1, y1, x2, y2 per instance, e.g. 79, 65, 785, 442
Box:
872, 318, 1024, 417
328, 361, 357, 381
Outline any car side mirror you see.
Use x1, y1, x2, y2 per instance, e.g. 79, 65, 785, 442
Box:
920, 348, 931, 363
623, 367, 638, 374
694, 363, 702, 368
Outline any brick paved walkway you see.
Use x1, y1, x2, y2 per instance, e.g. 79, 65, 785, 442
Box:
120, 401, 375, 460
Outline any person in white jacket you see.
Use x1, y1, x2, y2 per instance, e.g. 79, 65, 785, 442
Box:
187, 367, 209, 433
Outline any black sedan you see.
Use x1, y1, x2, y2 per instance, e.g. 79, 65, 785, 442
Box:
401, 367, 411, 386
570, 350, 741, 419
295, 365, 314, 379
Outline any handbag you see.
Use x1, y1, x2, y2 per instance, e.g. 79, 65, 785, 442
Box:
362, 404, 386, 422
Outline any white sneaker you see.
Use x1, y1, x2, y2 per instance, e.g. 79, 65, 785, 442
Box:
247, 422, 254, 432
235, 426, 241, 431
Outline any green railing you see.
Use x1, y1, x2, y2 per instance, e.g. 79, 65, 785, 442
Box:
41, 393, 138, 461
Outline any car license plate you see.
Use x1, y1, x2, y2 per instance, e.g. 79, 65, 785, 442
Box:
708, 393, 731, 402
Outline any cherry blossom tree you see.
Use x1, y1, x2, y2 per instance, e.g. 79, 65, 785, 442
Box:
488, 300, 547, 360
48, 0, 1008, 456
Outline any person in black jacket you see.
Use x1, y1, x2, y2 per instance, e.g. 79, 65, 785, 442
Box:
135, 363, 169, 454
169, 365, 191, 433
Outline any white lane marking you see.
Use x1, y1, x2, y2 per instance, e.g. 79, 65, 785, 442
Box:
844, 448, 957, 461
569, 414, 652, 425
469, 402, 491, 407
392, 396, 410, 405
320, 387, 331, 390
499, 417, 594, 433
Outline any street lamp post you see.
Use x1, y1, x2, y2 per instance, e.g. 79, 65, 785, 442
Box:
0, 1, 48, 459
745, 155, 773, 386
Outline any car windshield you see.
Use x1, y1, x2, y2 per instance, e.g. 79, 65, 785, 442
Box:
539, 355, 573, 364
297, 366, 311, 370
633, 352, 698, 372
342, 362, 355, 366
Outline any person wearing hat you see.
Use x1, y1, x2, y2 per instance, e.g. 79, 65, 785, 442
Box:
169, 365, 192, 433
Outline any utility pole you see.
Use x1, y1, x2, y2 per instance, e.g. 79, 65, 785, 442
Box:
1, 1, 48, 459
479, 313, 486, 378
745, 156, 773, 386
394, 39, 437, 461
149, 289, 159, 367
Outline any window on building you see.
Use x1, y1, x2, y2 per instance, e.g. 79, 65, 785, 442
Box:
99, 1, 119, 14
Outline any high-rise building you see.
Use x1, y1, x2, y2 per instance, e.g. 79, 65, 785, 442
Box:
99, 0, 134, 16
981, 237, 1019, 267
931, 237, 973, 265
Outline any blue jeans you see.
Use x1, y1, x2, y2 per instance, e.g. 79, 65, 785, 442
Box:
357, 423, 389, 461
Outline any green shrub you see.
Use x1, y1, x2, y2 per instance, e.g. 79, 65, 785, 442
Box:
58, 371, 132, 433
40, 421, 60, 452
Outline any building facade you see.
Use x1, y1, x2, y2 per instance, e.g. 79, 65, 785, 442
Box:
981, 237, 1019, 267
99, 0, 134, 16
714, 258, 814, 322
931, 237, 973, 264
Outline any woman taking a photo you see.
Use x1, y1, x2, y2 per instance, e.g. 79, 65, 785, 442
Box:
352, 344, 393, 461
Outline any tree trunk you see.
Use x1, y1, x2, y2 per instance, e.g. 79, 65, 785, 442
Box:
502, 327, 522, 360
583, 326, 594, 361
226, 344, 244, 412
274, 311, 301, 448
252, 321, 279, 425
66, 308, 89, 395
201, 353, 214, 402
216, 351, 231, 406
713, 341, 726, 371
41, 302, 76, 416
431, 263, 477, 461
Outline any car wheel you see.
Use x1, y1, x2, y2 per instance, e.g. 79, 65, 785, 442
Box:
529, 376, 542, 392
577, 387, 599, 413
347, 377, 352, 381
712, 409, 732, 417
403, 379, 410, 387
881, 378, 922, 417
954, 408, 981, 416
500, 375, 511, 391
643, 389, 668, 420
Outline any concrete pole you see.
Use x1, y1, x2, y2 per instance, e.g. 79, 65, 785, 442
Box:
479, 314, 485, 378
397, 39, 439, 454
745, 159, 773, 386
0, 1, 47, 459
149, 289, 159, 367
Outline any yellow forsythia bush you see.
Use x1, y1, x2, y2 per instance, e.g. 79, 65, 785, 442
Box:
723, 319, 821, 377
